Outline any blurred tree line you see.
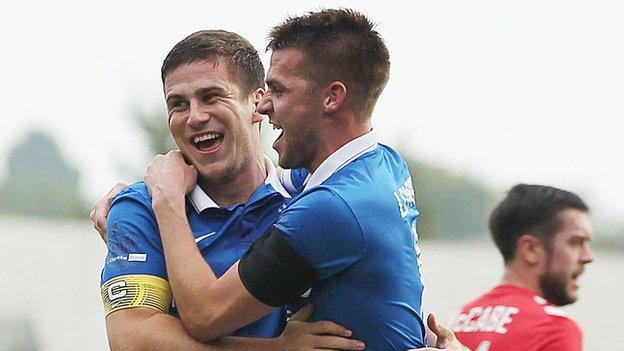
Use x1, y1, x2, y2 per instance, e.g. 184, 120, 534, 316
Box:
0, 109, 497, 238
405, 157, 495, 239
2, 110, 620, 247
0, 131, 88, 218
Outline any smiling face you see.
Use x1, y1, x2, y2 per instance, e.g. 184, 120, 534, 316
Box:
257, 48, 324, 170
539, 209, 594, 306
164, 59, 263, 185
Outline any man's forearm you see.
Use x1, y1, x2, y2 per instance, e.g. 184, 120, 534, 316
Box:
107, 309, 276, 351
152, 195, 222, 330
151, 192, 275, 342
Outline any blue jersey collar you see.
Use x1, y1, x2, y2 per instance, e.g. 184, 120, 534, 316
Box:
188, 155, 290, 213
303, 130, 378, 192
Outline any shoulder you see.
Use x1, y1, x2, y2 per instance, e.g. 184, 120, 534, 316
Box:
107, 181, 159, 244
107, 182, 155, 221
111, 181, 152, 207
377, 144, 410, 168
284, 186, 355, 221
540, 308, 583, 350
277, 187, 363, 245
543, 305, 582, 333
529, 296, 583, 348
341, 144, 412, 189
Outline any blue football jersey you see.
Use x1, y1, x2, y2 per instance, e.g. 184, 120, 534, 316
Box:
101, 158, 292, 338
275, 132, 426, 350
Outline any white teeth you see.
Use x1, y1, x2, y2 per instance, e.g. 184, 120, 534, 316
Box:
193, 133, 220, 144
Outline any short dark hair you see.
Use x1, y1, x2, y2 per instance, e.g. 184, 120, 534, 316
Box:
267, 8, 390, 119
161, 30, 264, 97
489, 184, 589, 264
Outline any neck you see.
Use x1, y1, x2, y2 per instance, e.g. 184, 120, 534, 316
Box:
501, 263, 543, 296
307, 116, 372, 173
198, 155, 267, 207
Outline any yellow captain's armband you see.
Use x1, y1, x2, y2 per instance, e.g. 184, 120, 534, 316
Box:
101, 275, 172, 316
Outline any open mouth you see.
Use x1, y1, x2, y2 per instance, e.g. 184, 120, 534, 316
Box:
191, 132, 224, 152
269, 121, 284, 148
571, 268, 584, 280
270, 120, 282, 131
570, 270, 584, 287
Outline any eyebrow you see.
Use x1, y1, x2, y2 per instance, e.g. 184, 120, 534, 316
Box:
569, 234, 591, 243
165, 86, 229, 103
196, 86, 228, 96
265, 79, 285, 90
165, 93, 184, 104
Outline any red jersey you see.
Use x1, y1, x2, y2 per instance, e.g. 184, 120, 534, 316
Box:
449, 284, 582, 351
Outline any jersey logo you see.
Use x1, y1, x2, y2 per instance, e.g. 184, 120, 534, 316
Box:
195, 231, 217, 243
128, 253, 147, 262
394, 177, 416, 218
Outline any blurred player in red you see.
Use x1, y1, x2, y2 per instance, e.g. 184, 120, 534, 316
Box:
449, 184, 594, 351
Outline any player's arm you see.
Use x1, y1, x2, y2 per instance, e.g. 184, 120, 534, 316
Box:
146, 152, 364, 343
106, 307, 271, 351
107, 307, 361, 351
149, 190, 285, 341
100, 188, 245, 350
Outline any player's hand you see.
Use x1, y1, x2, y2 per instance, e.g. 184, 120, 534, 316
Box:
273, 304, 365, 351
408, 314, 470, 351
145, 151, 197, 202
89, 182, 127, 242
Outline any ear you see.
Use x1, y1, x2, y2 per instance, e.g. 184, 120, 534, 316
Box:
516, 234, 546, 265
251, 88, 265, 124
323, 81, 347, 114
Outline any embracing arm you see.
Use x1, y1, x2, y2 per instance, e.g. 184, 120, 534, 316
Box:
93, 177, 268, 342
152, 193, 274, 341
117, 199, 362, 350
107, 306, 361, 351
145, 151, 364, 347
106, 308, 279, 351
144, 151, 282, 341
100, 184, 276, 351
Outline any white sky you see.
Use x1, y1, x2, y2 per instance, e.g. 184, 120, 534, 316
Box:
1, 0, 622, 224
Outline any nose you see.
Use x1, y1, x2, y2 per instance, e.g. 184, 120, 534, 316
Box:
257, 95, 273, 115
187, 100, 210, 127
581, 242, 595, 264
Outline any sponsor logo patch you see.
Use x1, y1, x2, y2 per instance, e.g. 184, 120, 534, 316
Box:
108, 255, 127, 263
128, 253, 147, 262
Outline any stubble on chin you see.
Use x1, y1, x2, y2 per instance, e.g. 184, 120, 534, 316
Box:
538, 270, 575, 306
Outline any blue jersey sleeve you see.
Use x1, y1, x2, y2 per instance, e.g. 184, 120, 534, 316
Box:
101, 185, 166, 281
274, 187, 364, 280
100, 183, 172, 316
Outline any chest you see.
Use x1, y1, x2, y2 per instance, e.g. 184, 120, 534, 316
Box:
187, 199, 283, 276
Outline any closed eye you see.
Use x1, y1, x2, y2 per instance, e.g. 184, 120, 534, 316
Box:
266, 81, 285, 96
201, 93, 217, 104
168, 99, 189, 111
